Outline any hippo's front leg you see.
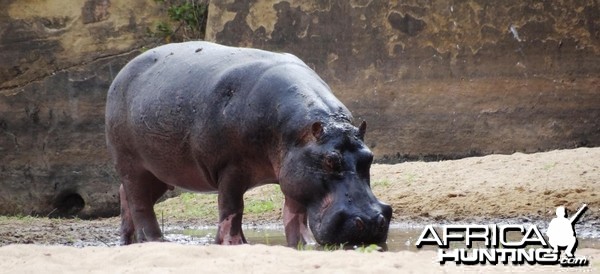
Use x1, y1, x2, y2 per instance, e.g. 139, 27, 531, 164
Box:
215, 169, 247, 245
283, 197, 315, 247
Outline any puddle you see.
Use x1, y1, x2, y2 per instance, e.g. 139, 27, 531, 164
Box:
165, 221, 600, 252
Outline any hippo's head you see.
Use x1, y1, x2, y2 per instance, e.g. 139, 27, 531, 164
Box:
280, 120, 392, 245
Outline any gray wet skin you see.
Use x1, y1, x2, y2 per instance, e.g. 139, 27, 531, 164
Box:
105, 41, 392, 247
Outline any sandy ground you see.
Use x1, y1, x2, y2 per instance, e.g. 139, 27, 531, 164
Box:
371, 147, 599, 222
1, 147, 599, 273
1, 243, 598, 273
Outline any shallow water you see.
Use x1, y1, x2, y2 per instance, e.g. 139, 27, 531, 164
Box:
165, 221, 600, 252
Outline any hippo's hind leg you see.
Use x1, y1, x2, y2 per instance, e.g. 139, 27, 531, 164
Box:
119, 184, 135, 245
116, 157, 170, 244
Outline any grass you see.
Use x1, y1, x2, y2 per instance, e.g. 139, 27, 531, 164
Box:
354, 244, 382, 253
372, 179, 391, 189
244, 185, 284, 215
0, 214, 78, 225
154, 192, 219, 222
296, 242, 382, 253
296, 242, 346, 251
405, 173, 416, 185
153, 184, 284, 222
543, 162, 557, 171
0, 215, 39, 223
245, 199, 277, 214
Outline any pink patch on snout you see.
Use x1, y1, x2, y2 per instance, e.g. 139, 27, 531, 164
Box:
320, 193, 334, 213
317, 193, 335, 230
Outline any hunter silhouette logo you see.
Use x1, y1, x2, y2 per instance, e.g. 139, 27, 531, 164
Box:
416, 203, 590, 267
546, 204, 587, 258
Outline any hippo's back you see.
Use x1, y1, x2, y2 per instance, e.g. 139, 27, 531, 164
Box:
107, 41, 308, 140
107, 41, 306, 115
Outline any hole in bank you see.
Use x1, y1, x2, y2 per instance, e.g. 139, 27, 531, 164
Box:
52, 192, 85, 217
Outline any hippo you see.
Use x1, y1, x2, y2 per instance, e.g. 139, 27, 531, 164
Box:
105, 41, 392, 247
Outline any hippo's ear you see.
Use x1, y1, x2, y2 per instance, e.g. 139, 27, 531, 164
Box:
312, 121, 324, 140
299, 122, 324, 145
358, 120, 367, 140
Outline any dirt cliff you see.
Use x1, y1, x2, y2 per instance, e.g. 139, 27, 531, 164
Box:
0, 0, 167, 217
1, 0, 598, 217
206, 0, 600, 160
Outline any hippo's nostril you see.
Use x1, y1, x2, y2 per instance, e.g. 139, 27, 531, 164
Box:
377, 214, 386, 230
354, 217, 365, 231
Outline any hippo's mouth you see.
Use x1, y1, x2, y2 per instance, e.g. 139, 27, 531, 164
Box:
308, 204, 390, 246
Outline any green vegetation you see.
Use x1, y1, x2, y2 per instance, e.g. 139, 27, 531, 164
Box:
154, 192, 218, 221
154, 185, 284, 222
296, 242, 314, 250
150, 0, 209, 42
0, 215, 39, 223
372, 179, 390, 189
296, 242, 346, 252
405, 173, 416, 185
297, 243, 383, 253
354, 244, 382, 253
244, 185, 284, 215
245, 199, 277, 214
543, 162, 557, 171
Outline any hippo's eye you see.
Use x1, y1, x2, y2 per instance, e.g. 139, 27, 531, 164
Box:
323, 152, 342, 172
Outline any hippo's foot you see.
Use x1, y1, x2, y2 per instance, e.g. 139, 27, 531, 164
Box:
116, 169, 169, 246
120, 234, 168, 245
120, 234, 133, 246
216, 213, 247, 245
